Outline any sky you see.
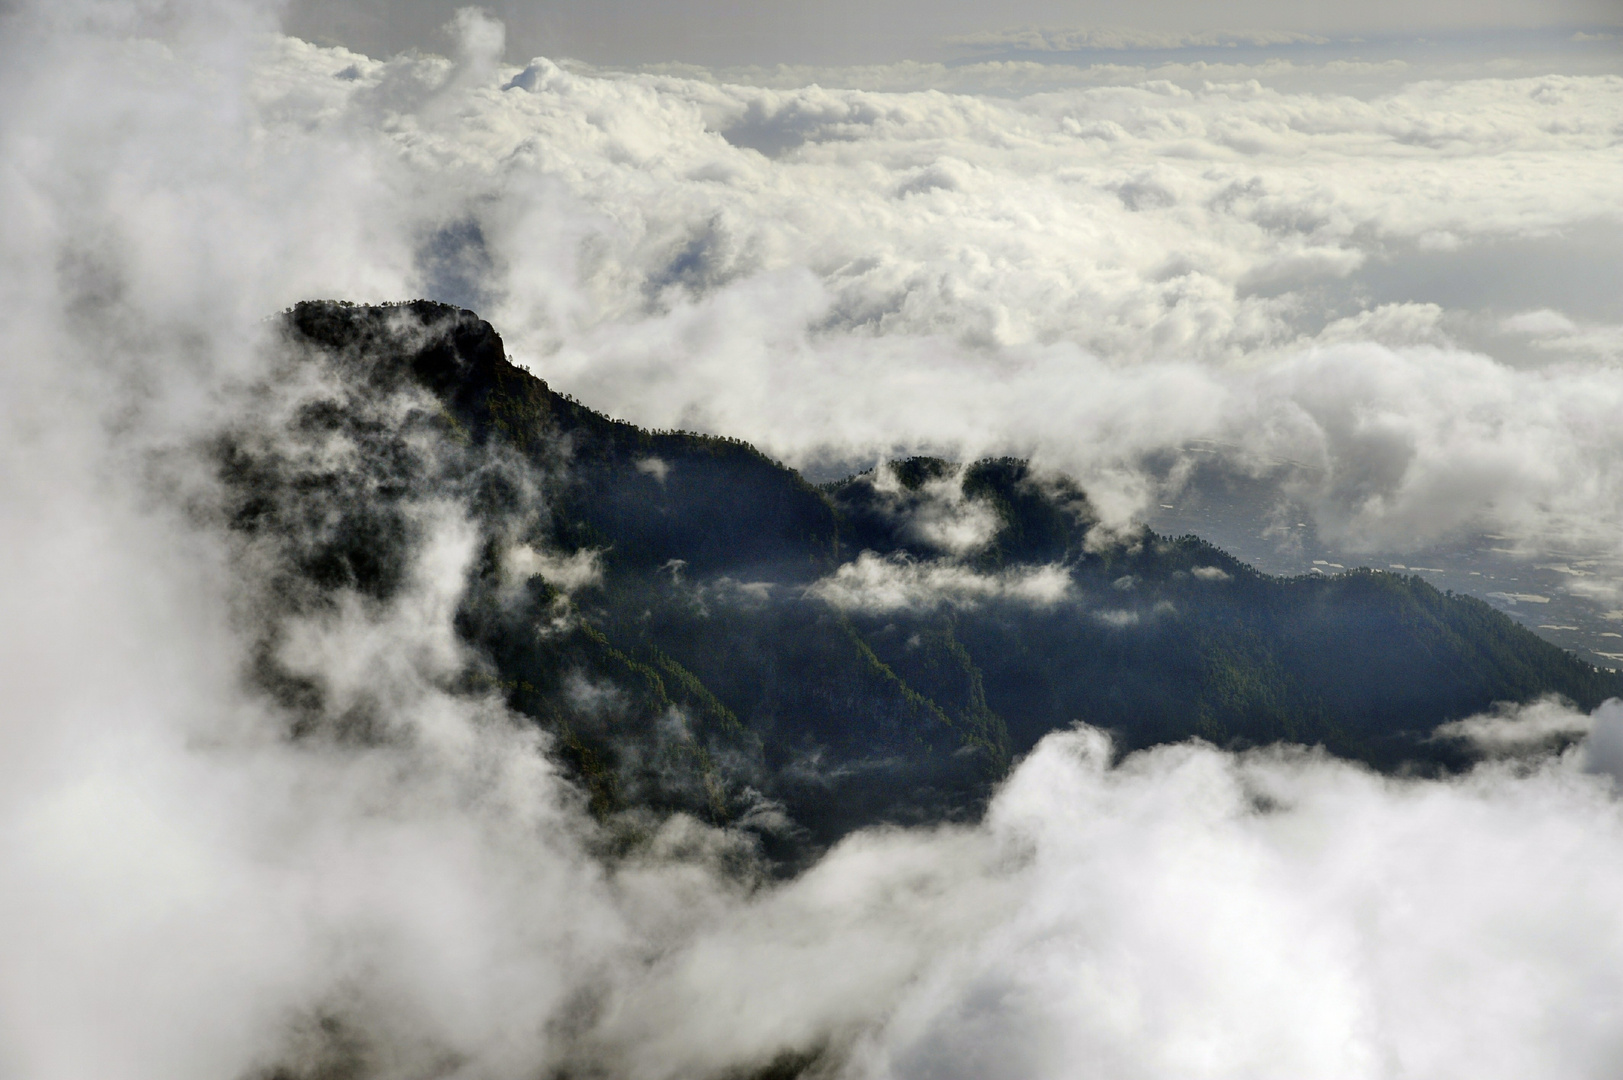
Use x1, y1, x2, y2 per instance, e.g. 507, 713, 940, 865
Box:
5, 1, 1623, 1078
282, 0, 1623, 67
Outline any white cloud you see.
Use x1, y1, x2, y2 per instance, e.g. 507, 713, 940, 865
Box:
503, 542, 605, 593
947, 25, 1334, 52
1487, 591, 1552, 604
838, 717, 1623, 1080
8, 5, 1623, 1077
45, 27, 1560, 577
849, 461, 1006, 556
635, 455, 671, 482
335, 54, 1619, 558
1583, 699, 1623, 779
1504, 308, 1580, 335
1503, 308, 1623, 359
1434, 695, 1597, 751
806, 551, 1073, 612
1566, 577, 1623, 605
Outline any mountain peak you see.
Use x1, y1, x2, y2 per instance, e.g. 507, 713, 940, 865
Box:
251, 301, 1623, 863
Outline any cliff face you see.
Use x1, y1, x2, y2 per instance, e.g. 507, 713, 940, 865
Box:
240, 300, 1623, 865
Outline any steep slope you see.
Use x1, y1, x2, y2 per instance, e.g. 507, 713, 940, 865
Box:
239, 300, 1623, 864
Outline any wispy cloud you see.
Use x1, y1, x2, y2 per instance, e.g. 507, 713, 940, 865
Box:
947, 25, 1332, 53
1503, 308, 1623, 360
807, 551, 1073, 612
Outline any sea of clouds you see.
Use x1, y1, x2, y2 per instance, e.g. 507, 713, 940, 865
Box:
257, 12, 1623, 569
4, 2, 1623, 1077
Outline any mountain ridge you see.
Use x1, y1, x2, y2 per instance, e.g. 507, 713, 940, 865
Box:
242, 299, 1623, 865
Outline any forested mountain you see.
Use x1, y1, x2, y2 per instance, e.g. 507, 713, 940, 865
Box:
229, 300, 1623, 867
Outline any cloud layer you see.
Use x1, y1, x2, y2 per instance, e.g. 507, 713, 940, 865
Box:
206, 22, 1623, 576
278, 0, 1623, 69
6, 4, 1623, 1078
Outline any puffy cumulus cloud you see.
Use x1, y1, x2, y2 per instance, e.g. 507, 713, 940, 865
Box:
807, 550, 1074, 612
444, 67, 1623, 359
224, 33, 1623, 559
1242, 341, 1623, 553
842, 715, 1623, 1080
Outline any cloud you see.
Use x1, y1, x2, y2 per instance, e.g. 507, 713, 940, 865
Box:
1503, 307, 1623, 360
635, 455, 671, 482
504, 543, 605, 593
88, 23, 1562, 587
947, 25, 1334, 52
8, 5, 1623, 1077
1486, 591, 1551, 605
1431, 697, 1623, 783
1504, 308, 1579, 336
844, 461, 1006, 556
359, 55, 1619, 559
806, 551, 1073, 613
1565, 577, 1623, 605
1434, 695, 1598, 751
1583, 700, 1623, 779
840, 717, 1623, 1079
0, 364, 611, 1080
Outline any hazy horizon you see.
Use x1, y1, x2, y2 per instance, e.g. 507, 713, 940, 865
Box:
281, 0, 1623, 68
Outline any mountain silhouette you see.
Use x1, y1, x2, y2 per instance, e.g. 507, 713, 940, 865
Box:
220, 300, 1622, 867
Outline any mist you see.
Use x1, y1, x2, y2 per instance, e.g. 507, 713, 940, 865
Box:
4, 1, 1623, 1077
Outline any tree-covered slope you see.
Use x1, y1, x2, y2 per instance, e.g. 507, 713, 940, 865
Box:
239, 300, 1622, 864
